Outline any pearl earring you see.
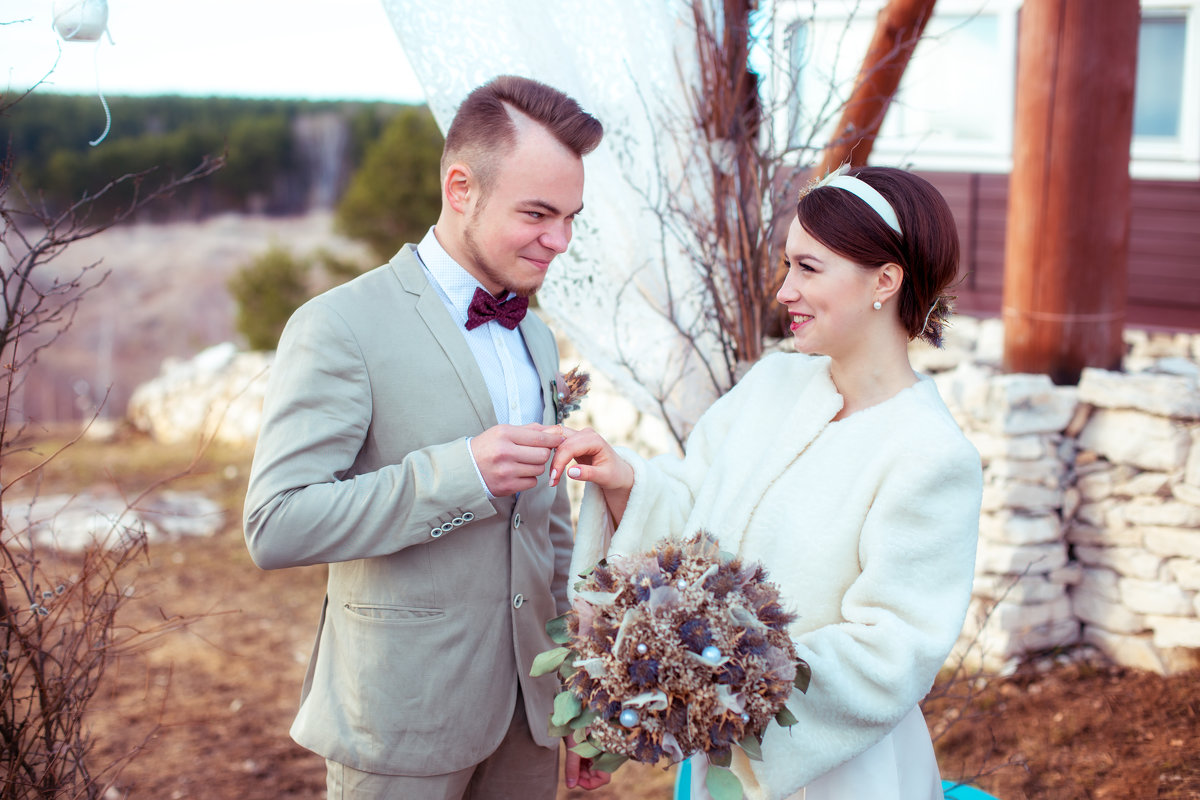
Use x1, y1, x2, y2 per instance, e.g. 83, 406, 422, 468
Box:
872, 300, 882, 310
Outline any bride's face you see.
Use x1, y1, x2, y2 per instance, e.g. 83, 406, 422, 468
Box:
776, 217, 877, 360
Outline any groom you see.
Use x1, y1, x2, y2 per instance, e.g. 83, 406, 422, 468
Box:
243, 75, 608, 798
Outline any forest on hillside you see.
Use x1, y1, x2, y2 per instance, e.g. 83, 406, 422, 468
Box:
0, 92, 436, 220
1, 88, 447, 422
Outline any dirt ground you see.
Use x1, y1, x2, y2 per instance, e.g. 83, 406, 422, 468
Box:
6, 428, 1199, 799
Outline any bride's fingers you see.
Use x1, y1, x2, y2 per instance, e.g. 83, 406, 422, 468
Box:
548, 433, 603, 486
561, 462, 599, 484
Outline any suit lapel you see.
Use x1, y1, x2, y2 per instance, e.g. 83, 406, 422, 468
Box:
519, 314, 558, 426
389, 246, 498, 430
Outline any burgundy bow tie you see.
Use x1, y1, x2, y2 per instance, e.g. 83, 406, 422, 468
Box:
465, 287, 529, 331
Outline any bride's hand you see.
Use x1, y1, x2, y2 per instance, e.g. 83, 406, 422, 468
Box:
548, 426, 634, 493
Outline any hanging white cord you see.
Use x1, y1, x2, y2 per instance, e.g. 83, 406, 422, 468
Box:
88, 39, 111, 146
55, 3, 114, 147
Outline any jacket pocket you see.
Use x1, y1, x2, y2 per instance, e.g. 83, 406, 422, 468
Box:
343, 602, 445, 622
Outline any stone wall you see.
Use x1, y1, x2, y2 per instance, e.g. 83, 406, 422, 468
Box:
913, 323, 1200, 674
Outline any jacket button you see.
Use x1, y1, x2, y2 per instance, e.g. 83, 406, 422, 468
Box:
430, 528, 443, 538
440, 522, 455, 533
462, 511, 475, 522
513, 513, 522, 529
452, 517, 465, 526
512, 593, 524, 609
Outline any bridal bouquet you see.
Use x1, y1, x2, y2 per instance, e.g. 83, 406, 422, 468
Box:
532, 532, 810, 799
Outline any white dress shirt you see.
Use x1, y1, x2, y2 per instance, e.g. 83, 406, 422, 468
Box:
416, 227, 545, 497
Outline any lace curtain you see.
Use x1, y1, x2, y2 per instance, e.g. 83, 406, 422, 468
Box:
380, 0, 731, 438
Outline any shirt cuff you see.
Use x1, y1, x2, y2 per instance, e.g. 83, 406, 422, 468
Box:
465, 436, 496, 500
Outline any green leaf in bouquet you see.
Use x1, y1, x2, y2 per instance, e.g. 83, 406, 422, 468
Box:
570, 707, 599, 730
551, 691, 583, 727
775, 705, 799, 728
530, 647, 572, 677
545, 613, 571, 644
548, 719, 572, 738
708, 748, 732, 769
558, 660, 576, 680
570, 740, 603, 759
738, 732, 764, 761
590, 751, 629, 774
577, 558, 606, 580
705, 765, 744, 800
794, 659, 812, 693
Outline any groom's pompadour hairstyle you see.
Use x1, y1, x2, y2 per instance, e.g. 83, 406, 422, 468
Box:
442, 75, 603, 196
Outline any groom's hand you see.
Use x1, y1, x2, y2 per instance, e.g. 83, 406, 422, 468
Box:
564, 743, 612, 790
471, 423, 566, 497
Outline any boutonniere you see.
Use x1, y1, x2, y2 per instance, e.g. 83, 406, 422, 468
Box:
551, 366, 591, 424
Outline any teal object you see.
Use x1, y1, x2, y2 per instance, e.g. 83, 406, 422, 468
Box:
674, 770, 1000, 799
674, 758, 692, 800
942, 780, 1002, 799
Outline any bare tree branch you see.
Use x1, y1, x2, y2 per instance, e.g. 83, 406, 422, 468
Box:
0, 86, 224, 798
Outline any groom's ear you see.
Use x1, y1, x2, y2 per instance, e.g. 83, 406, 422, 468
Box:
444, 162, 474, 213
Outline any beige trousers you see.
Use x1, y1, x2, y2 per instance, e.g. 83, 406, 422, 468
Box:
325, 691, 558, 800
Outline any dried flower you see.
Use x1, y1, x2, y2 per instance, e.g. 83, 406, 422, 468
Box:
921, 293, 957, 349
552, 366, 591, 424
531, 532, 811, 796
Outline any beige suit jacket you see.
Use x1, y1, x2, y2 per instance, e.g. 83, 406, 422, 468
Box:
243, 245, 573, 776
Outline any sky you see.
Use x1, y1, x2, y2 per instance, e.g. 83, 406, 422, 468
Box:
1, 0, 427, 103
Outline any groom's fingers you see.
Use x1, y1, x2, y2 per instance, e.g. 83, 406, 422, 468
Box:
507, 423, 568, 450
472, 424, 567, 496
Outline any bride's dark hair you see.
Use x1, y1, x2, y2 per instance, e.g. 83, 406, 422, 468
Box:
797, 166, 959, 347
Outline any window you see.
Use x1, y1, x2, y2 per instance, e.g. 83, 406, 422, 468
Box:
1132, 5, 1199, 175
768, 0, 1200, 179
1137, 15, 1187, 138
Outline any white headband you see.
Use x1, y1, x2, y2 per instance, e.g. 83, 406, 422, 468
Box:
809, 164, 903, 236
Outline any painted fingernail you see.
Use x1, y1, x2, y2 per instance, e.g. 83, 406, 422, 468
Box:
568, 467, 581, 479
550, 469, 558, 484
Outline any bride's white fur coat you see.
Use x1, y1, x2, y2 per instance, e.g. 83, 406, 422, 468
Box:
569, 353, 983, 800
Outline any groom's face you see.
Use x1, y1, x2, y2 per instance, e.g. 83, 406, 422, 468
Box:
459, 122, 585, 298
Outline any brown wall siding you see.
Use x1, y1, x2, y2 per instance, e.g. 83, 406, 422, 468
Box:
921, 172, 1200, 331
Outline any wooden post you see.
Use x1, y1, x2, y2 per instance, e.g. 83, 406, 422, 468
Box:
1001, 0, 1139, 384
816, 0, 937, 174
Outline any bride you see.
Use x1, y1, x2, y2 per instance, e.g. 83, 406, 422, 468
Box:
552, 166, 983, 800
